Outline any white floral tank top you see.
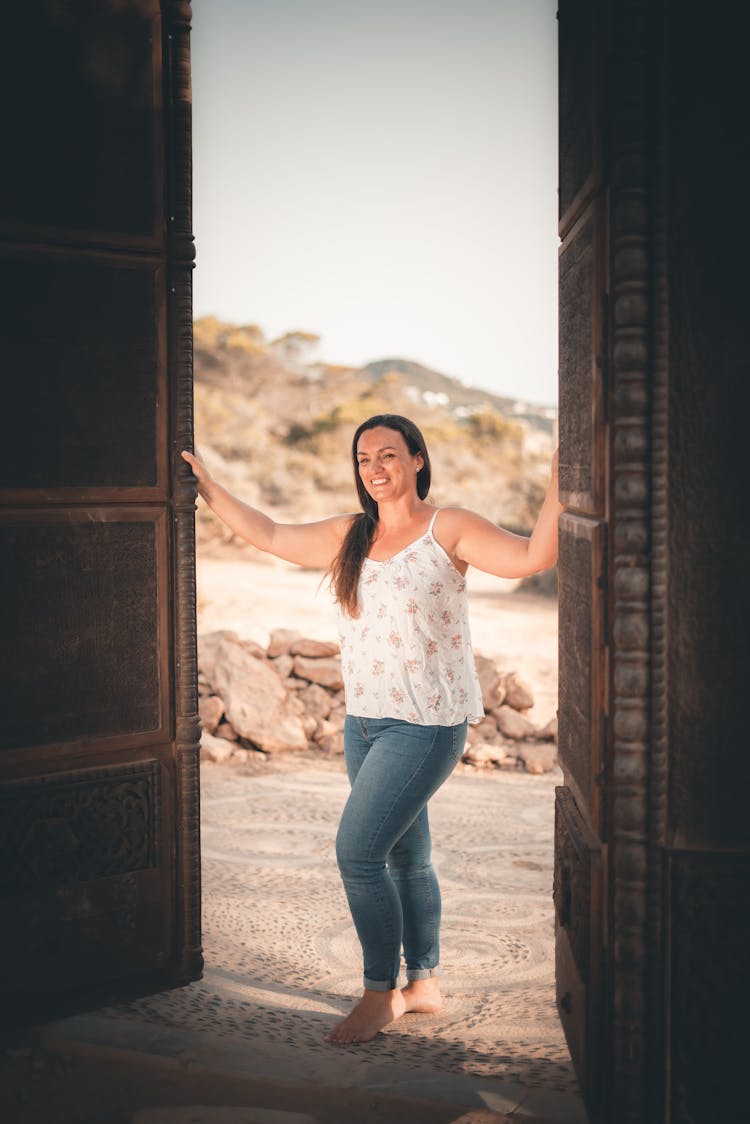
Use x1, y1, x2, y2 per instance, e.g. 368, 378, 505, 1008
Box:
336, 509, 484, 726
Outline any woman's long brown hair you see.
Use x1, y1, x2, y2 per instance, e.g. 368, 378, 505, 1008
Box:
329, 414, 431, 616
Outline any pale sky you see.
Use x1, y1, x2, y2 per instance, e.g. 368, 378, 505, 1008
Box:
191, 0, 559, 406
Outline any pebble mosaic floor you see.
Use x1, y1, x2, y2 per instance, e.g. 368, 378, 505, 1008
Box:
100, 759, 585, 1119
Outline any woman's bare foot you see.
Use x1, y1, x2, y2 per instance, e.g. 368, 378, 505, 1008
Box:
325, 988, 407, 1044
401, 976, 443, 1014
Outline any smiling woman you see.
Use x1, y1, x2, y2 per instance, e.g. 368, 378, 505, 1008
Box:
329, 415, 432, 616
181, 411, 561, 1044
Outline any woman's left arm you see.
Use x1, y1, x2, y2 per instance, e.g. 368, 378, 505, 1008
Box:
448, 449, 564, 579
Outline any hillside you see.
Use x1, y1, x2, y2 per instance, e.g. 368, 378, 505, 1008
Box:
360, 357, 557, 435
191, 317, 558, 555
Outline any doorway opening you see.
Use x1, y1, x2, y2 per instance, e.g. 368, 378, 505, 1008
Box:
132, 2, 582, 1119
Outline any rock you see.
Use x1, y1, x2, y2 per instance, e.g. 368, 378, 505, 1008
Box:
230, 747, 250, 763
312, 715, 345, 741
269, 654, 294, 679
199, 732, 234, 763
292, 655, 344, 691
290, 637, 340, 658
497, 754, 523, 770
266, 628, 302, 658
318, 731, 344, 755
197, 672, 213, 697
199, 631, 308, 753
501, 671, 535, 712
538, 715, 558, 742
300, 714, 318, 739
312, 718, 338, 742
214, 721, 238, 741
247, 749, 269, 764
199, 630, 265, 671
493, 704, 538, 740
466, 723, 481, 746
326, 710, 346, 733
286, 692, 306, 716
463, 742, 508, 766
473, 653, 506, 710
486, 742, 510, 764
518, 742, 558, 774
299, 682, 332, 720
467, 716, 502, 746
198, 694, 224, 734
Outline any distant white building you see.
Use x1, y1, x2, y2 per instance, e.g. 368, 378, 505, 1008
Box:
422, 390, 450, 408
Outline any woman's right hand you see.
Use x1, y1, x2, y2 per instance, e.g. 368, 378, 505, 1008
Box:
179, 445, 349, 569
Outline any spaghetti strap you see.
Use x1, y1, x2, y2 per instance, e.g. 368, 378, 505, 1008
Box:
427, 508, 442, 534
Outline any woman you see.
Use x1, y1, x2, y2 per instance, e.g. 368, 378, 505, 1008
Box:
182, 413, 562, 1044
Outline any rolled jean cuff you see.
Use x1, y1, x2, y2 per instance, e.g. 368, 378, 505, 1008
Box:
406, 966, 439, 981
364, 975, 399, 992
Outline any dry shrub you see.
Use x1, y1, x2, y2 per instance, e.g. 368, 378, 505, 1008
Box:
191, 318, 556, 544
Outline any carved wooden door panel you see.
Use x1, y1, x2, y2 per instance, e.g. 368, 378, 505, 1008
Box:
0, 1, 201, 1030
554, 0, 610, 1115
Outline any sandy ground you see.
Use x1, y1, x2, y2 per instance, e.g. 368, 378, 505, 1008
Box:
23, 759, 585, 1123
13, 756, 586, 1124
0, 554, 577, 1124
195, 550, 559, 726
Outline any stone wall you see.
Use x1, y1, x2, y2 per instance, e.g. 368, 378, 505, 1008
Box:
198, 629, 558, 775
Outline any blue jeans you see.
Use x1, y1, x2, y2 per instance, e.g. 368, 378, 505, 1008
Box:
336, 714, 468, 992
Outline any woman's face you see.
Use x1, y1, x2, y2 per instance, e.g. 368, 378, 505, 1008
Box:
356, 426, 423, 503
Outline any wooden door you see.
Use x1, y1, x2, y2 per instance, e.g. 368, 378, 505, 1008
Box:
556, 3, 750, 1120
554, 0, 610, 1115
0, 0, 201, 1031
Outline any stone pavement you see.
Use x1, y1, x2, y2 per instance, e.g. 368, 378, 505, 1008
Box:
15, 757, 588, 1124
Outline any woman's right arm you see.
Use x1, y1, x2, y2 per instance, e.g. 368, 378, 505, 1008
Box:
181, 449, 351, 569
